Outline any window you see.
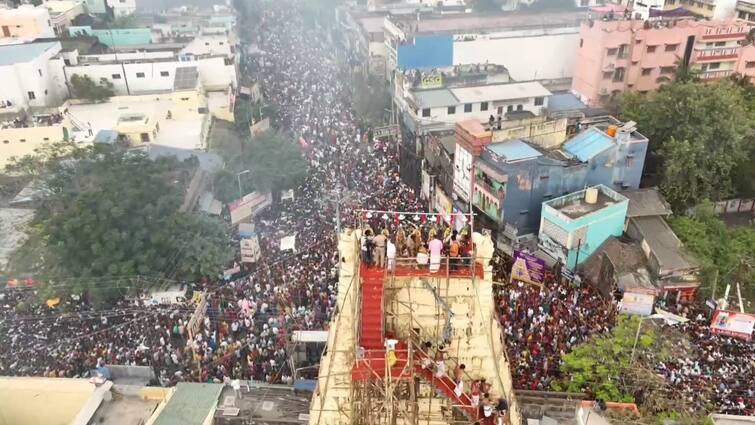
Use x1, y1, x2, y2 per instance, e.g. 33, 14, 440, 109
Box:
606, 47, 618, 56
617, 44, 628, 58
647, 45, 657, 53
160, 71, 169, 77
140, 133, 150, 142
580, 38, 583, 48
447, 106, 456, 115
660, 66, 676, 74
603, 71, 613, 79
480, 101, 489, 111
665, 0, 675, 4
64, 59, 71, 66
507, 105, 514, 112
205, 42, 210, 46
665, 44, 679, 52
464, 103, 472, 113
112, 73, 122, 79
136, 72, 145, 78
706, 4, 713, 9
43, 137, 50, 141
2, 140, 8, 144
38, 69, 42, 77
219, 42, 224, 45
580, 0, 589, 5
714, 41, 726, 47
641, 68, 653, 76
422, 108, 431, 117
44, 89, 47, 95
27, 91, 35, 100
746, 61, 755, 69
708, 62, 721, 70
613, 67, 625, 81
516, 104, 523, 111
534, 97, 544, 106
19, 139, 26, 143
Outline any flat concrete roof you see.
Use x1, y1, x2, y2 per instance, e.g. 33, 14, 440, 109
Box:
152, 383, 222, 425
629, 216, 698, 272
413, 89, 458, 108
67, 98, 204, 150
393, 10, 585, 34
451, 82, 551, 103
0, 41, 59, 66
89, 390, 159, 425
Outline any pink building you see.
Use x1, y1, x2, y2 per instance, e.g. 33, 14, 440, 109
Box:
0, 5, 55, 42
572, 18, 755, 106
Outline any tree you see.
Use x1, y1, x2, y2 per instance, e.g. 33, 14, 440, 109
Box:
552, 315, 667, 402
670, 202, 755, 309
7, 144, 233, 303
235, 130, 308, 201
70, 74, 115, 103
352, 74, 389, 126
620, 80, 754, 211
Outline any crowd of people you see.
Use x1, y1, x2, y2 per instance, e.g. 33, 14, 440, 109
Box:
0, 0, 752, 419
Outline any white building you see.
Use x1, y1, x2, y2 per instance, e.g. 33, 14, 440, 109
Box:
56, 49, 237, 96
397, 80, 551, 133
43, 0, 85, 35
107, 0, 136, 17
0, 41, 68, 109
0, 5, 55, 43
383, 11, 583, 83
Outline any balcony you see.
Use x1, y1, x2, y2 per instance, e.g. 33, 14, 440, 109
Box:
694, 47, 740, 62
699, 69, 734, 80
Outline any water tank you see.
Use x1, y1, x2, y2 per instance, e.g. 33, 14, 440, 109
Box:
585, 187, 599, 204
606, 125, 618, 137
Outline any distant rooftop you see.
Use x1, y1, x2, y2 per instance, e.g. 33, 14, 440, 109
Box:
0, 41, 59, 66
413, 88, 458, 108
89, 386, 160, 425
152, 383, 223, 425
629, 216, 698, 272
545, 185, 628, 220
547, 92, 587, 113
390, 10, 585, 34
413, 81, 551, 108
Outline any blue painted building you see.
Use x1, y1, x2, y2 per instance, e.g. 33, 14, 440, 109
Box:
471, 117, 647, 249
538, 185, 629, 269
396, 34, 453, 70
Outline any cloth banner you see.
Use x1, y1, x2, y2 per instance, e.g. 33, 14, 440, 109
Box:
280, 235, 296, 251
710, 310, 755, 341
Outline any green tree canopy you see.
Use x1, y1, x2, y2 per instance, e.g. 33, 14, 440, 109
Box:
238, 129, 307, 197
70, 74, 115, 103
670, 202, 755, 310
7, 144, 232, 302
621, 80, 754, 211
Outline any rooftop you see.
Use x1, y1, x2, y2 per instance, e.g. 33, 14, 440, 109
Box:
622, 188, 673, 218
547, 92, 587, 113
629, 216, 698, 272
487, 139, 543, 162
89, 387, 160, 425
0, 377, 99, 425
0, 41, 59, 66
213, 384, 311, 424
67, 98, 204, 150
413, 88, 458, 108
563, 127, 613, 162
390, 10, 585, 34
152, 383, 223, 425
545, 185, 628, 220
451, 82, 551, 104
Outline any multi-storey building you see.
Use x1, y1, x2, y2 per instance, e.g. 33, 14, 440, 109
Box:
572, 17, 755, 106
735, 0, 755, 21
0, 5, 55, 42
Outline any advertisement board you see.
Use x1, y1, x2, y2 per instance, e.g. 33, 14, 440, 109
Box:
510, 250, 546, 286
710, 310, 755, 341
620, 291, 655, 316
240, 237, 261, 264
434, 185, 452, 217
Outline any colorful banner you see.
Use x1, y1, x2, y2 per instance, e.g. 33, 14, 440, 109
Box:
710, 310, 755, 341
228, 192, 272, 225
620, 291, 655, 316
510, 250, 546, 286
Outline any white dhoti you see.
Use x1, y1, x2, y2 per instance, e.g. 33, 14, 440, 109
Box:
429, 255, 441, 272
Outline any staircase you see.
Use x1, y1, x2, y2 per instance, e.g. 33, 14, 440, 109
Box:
359, 265, 385, 350
412, 344, 478, 420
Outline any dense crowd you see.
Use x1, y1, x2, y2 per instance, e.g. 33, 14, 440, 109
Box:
0, 0, 752, 418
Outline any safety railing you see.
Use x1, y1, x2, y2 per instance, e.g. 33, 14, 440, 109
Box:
362, 255, 481, 279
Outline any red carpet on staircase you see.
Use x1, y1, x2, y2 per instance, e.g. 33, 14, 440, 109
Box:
359, 265, 385, 349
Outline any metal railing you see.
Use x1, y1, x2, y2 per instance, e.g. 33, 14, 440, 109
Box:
695, 47, 740, 59
384, 255, 479, 279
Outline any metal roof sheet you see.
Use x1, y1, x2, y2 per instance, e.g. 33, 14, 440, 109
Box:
152, 383, 223, 425
563, 127, 613, 162
487, 139, 542, 162
547, 92, 587, 112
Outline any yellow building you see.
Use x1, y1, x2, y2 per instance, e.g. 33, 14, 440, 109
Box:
0, 112, 70, 169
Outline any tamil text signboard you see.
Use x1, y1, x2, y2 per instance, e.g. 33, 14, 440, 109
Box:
510, 250, 546, 286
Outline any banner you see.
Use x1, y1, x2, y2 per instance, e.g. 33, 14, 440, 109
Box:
280, 235, 296, 251
229, 192, 272, 225
710, 310, 755, 341
620, 291, 655, 316
240, 237, 261, 264
511, 250, 546, 286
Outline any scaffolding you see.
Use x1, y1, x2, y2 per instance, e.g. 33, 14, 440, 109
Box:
310, 210, 522, 425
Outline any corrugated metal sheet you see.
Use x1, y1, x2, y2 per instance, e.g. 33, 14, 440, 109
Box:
152, 383, 223, 425
563, 127, 613, 161
487, 139, 542, 162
